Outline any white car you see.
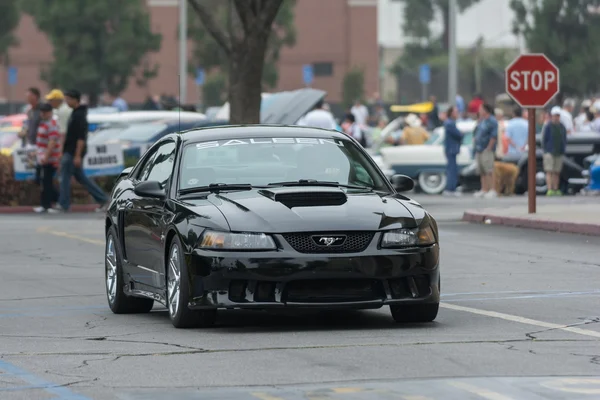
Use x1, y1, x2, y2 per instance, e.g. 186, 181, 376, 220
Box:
378, 119, 476, 194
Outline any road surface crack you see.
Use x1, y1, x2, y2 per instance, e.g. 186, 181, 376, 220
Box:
525, 317, 600, 340
84, 314, 108, 329
570, 353, 600, 365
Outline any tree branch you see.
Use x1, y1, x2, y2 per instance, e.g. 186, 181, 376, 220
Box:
257, 0, 284, 29
187, 0, 231, 54
233, 0, 253, 34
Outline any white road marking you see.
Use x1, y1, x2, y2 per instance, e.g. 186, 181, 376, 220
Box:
448, 381, 514, 400
441, 302, 600, 338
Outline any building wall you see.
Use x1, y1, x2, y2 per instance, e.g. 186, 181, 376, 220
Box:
276, 0, 379, 103
0, 0, 378, 106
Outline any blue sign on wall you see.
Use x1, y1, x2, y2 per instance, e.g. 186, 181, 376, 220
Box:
8, 67, 17, 86
302, 64, 313, 85
195, 68, 205, 86
419, 64, 430, 84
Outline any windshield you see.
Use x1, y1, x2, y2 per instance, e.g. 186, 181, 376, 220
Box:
180, 137, 389, 191
116, 123, 168, 142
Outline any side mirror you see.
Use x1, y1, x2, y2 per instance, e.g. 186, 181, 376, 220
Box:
134, 180, 166, 199
391, 174, 415, 192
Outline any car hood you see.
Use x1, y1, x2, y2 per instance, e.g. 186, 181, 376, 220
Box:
184, 188, 423, 233
260, 88, 327, 125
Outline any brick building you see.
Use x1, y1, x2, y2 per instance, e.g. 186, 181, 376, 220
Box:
0, 0, 378, 107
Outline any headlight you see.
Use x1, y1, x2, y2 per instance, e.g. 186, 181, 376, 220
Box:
199, 230, 276, 250
381, 224, 436, 248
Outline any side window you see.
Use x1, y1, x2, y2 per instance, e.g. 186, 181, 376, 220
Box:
144, 142, 176, 187
136, 152, 157, 182
352, 162, 374, 186
463, 131, 474, 145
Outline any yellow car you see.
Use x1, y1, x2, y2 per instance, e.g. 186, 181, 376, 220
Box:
0, 127, 21, 156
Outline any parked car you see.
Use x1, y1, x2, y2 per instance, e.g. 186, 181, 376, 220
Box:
0, 114, 27, 129
87, 111, 207, 133
376, 120, 477, 194
90, 120, 210, 159
0, 128, 21, 156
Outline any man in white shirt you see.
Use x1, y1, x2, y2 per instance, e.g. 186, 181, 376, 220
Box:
574, 99, 592, 131
45, 89, 72, 138
298, 99, 337, 130
560, 98, 575, 134
350, 99, 369, 126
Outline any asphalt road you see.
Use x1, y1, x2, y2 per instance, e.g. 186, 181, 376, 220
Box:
1, 195, 599, 400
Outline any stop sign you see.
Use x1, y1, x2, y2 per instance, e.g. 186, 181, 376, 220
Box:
505, 54, 560, 108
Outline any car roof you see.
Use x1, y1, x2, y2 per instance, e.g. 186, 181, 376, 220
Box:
173, 124, 350, 144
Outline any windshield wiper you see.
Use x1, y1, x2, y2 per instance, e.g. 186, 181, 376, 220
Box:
179, 183, 254, 195
268, 180, 372, 190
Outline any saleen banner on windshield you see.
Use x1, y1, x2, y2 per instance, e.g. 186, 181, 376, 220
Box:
195, 137, 346, 149
12, 143, 124, 180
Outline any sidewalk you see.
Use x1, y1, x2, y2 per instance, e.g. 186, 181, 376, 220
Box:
463, 203, 600, 236
0, 204, 98, 214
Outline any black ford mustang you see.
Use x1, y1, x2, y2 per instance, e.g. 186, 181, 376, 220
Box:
104, 125, 440, 328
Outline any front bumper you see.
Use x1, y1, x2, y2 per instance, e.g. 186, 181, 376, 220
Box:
186, 234, 440, 310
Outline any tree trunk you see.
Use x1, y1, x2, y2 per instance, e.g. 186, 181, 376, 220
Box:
228, 36, 268, 124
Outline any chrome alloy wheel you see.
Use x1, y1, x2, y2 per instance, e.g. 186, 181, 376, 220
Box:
167, 246, 181, 317
105, 236, 117, 304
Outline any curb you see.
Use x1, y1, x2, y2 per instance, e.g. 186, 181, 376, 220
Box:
0, 204, 99, 214
463, 211, 600, 236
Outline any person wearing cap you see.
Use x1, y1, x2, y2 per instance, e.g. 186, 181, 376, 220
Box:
54, 89, 108, 212
45, 89, 72, 137
400, 113, 430, 145
33, 103, 61, 213
542, 107, 568, 196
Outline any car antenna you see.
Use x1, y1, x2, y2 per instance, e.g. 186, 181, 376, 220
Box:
178, 72, 181, 133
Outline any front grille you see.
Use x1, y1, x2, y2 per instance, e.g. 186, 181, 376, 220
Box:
284, 279, 385, 303
282, 232, 374, 253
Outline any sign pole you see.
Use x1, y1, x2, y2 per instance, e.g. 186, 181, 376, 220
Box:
527, 108, 536, 214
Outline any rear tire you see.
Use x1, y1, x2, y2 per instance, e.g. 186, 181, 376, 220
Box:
390, 303, 439, 323
105, 226, 154, 314
167, 236, 217, 329
418, 172, 447, 195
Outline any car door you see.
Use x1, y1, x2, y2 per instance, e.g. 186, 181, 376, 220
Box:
123, 140, 176, 289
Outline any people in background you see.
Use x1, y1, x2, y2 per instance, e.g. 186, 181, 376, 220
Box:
468, 93, 484, 118
494, 108, 506, 158
20, 87, 41, 148
473, 103, 498, 198
542, 107, 568, 196
456, 94, 466, 116
350, 99, 369, 127
505, 106, 528, 157
427, 95, 441, 129
110, 94, 128, 112
400, 114, 430, 145
560, 98, 575, 134
45, 89, 72, 139
443, 106, 463, 196
343, 113, 366, 147
297, 99, 337, 130
33, 103, 61, 213
55, 90, 108, 212
574, 99, 592, 131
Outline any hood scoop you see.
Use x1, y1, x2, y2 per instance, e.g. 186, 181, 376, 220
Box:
258, 187, 347, 208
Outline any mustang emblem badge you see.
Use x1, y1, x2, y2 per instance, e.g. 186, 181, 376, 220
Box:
312, 235, 346, 247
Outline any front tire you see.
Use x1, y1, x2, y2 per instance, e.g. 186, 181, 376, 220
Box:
390, 303, 439, 323
167, 236, 216, 329
105, 226, 154, 314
